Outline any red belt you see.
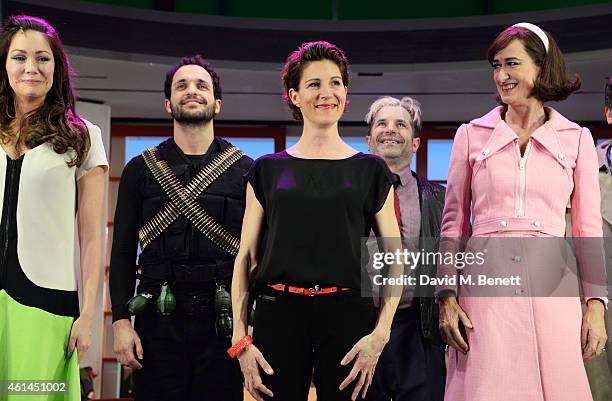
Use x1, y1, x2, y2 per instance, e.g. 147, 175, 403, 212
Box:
267, 283, 351, 296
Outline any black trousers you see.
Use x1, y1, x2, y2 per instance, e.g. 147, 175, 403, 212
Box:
365, 305, 446, 401
133, 294, 243, 401
253, 289, 377, 401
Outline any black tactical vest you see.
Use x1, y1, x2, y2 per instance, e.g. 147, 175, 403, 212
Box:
137, 137, 253, 266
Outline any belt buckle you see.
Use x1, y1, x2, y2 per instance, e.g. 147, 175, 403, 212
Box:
307, 285, 321, 296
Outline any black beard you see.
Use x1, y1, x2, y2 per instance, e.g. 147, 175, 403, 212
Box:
170, 101, 215, 125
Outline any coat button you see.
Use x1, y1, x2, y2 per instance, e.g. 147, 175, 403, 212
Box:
512, 255, 522, 262
532, 220, 541, 228
482, 149, 490, 156
500, 220, 507, 228
558, 153, 565, 160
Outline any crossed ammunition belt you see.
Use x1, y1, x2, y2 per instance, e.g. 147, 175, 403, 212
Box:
139, 146, 246, 255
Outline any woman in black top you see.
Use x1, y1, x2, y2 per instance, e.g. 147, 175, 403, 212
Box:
230, 42, 403, 401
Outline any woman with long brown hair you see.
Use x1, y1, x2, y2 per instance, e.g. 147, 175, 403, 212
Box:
0, 15, 107, 400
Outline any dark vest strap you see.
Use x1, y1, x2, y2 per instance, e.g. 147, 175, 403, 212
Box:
139, 145, 245, 255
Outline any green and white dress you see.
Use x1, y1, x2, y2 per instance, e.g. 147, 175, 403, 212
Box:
0, 122, 107, 401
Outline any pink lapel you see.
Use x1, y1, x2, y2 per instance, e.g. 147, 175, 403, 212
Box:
471, 107, 517, 160
531, 107, 580, 164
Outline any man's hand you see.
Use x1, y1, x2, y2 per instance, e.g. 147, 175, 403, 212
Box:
113, 319, 144, 369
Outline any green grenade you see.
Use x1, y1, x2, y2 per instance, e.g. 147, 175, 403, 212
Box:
156, 282, 176, 316
126, 292, 153, 315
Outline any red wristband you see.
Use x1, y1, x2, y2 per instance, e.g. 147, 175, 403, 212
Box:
227, 335, 253, 358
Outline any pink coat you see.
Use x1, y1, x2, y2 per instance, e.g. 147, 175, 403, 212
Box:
439, 106, 606, 401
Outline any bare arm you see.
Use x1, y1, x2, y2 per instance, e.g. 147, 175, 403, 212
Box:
371, 187, 403, 340
77, 166, 106, 318
231, 182, 264, 342
67, 166, 106, 360
340, 187, 404, 400
231, 183, 273, 401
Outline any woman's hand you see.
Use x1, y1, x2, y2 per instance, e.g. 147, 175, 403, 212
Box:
67, 315, 93, 363
339, 331, 389, 400
238, 344, 274, 401
582, 299, 608, 362
439, 295, 472, 353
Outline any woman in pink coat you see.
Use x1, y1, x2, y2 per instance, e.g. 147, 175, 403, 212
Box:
437, 23, 608, 401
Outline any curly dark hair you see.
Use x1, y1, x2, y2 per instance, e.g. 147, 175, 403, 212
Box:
164, 54, 222, 101
487, 24, 581, 105
0, 15, 89, 167
281, 41, 349, 121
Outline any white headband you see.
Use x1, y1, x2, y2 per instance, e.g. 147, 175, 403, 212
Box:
512, 22, 549, 52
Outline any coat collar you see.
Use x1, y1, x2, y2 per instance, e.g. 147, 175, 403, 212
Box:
471, 106, 579, 163
534, 108, 580, 164
471, 107, 517, 159
470, 106, 579, 130
470, 106, 505, 129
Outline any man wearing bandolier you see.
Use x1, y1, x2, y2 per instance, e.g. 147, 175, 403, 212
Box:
109, 55, 252, 401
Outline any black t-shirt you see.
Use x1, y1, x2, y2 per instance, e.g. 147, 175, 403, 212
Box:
247, 150, 393, 290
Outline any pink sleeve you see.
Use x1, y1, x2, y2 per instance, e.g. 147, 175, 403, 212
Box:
440, 124, 472, 238
571, 127, 608, 306
436, 124, 472, 296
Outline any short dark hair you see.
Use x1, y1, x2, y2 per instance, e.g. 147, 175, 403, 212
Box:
487, 25, 580, 104
164, 54, 221, 101
606, 77, 612, 109
281, 41, 349, 121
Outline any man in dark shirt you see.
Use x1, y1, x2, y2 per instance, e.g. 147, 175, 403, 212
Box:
109, 55, 252, 401
364, 96, 446, 401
